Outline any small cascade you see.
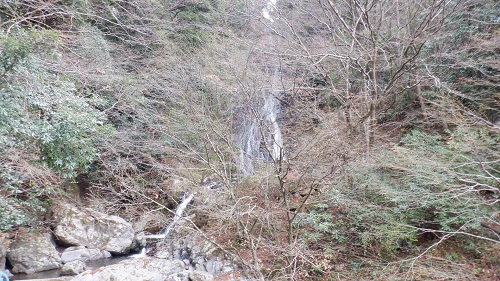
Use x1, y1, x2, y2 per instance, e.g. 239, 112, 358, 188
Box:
130, 247, 148, 258
162, 192, 195, 236
143, 193, 195, 241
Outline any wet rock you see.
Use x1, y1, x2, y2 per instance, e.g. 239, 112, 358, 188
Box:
60, 246, 111, 264
61, 260, 85, 275
6, 232, 62, 274
52, 204, 134, 255
152, 234, 250, 280
70, 257, 185, 281
130, 232, 146, 252
0, 234, 12, 278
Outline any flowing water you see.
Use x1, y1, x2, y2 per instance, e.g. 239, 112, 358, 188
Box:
9, 256, 130, 280
161, 192, 194, 236
143, 192, 195, 241
236, 0, 283, 176
262, 67, 284, 162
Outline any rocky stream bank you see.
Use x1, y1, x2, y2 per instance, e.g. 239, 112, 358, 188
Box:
0, 203, 251, 281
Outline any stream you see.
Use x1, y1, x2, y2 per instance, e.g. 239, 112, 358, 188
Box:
10, 256, 129, 280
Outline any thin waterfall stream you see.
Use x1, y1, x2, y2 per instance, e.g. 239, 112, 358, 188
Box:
265, 67, 284, 162
137, 193, 195, 257
162, 192, 195, 236
236, 0, 283, 176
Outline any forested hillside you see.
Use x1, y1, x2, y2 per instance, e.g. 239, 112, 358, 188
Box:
1, 0, 498, 280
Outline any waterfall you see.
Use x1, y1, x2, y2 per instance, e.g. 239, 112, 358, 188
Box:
262, 0, 278, 22
236, 93, 283, 175
237, 109, 260, 176
262, 67, 284, 162
235, 0, 283, 176
143, 193, 195, 241
162, 192, 194, 236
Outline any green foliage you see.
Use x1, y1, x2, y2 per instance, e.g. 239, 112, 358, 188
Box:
297, 203, 347, 244
169, 27, 209, 50
339, 128, 498, 254
424, 1, 499, 122
0, 198, 31, 232
0, 30, 31, 76
22, 70, 112, 177
0, 164, 56, 231
0, 28, 112, 178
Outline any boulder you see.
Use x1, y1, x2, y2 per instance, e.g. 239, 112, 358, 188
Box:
6, 232, 62, 274
189, 270, 215, 281
70, 257, 185, 281
52, 204, 134, 255
61, 260, 86, 276
60, 246, 111, 264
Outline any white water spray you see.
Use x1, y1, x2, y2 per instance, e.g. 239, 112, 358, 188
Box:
130, 247, 148, 258
262, 0, 278, 22
162, 192, 194, 236
143, 193, 195, 241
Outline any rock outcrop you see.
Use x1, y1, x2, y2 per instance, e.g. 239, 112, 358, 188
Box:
6, 232, 62, 274
70, 257, 186, 281
60, 246, 111, 264
52, 204, 134, 255
61, 261, 86, 276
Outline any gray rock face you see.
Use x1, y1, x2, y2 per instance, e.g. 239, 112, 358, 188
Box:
61, 260, 86, 276
60, 246, 111, 264
6, 232, 62, 274
52, 204, 134, 255
70, 257, 185, 281
189, 270, 215, 281
0, 237, 6, 272
152, 234, 251, 281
